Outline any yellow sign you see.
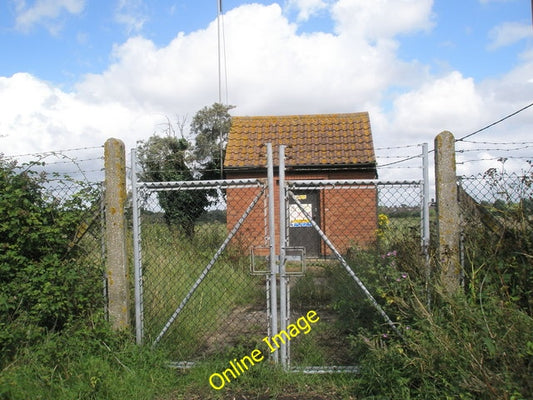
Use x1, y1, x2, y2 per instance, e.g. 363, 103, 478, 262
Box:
289, 203, 312, 227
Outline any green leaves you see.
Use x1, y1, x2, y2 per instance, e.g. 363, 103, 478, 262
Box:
136, 104, 232, 237
191, 102, 234, 167
0, 158, 104, 364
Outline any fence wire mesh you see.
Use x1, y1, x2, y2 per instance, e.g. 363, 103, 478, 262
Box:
133, 175, 429, 366
1, 149, 106, 329
6, 150, 105, 271
284, 180, 426, 367
458, 170, 533, 313
134, 180, 271, 360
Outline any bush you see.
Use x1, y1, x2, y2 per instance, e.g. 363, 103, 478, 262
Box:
0, 159, 104, 364
354, 291, 533, 399
332, 211, 532, 399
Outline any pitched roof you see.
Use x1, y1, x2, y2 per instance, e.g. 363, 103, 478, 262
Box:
224, 112, 376, 170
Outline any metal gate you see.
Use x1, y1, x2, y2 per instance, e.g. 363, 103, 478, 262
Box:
131, 144, 430, 370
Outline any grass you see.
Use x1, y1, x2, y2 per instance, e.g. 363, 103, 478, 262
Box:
166, 361, 358, 400
0, 320, 360, 400
3, 212, 532, 400
0, 320, 180, 400
139, 221, 267, 360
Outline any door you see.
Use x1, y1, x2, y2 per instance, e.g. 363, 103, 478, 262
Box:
288, 191, 321, 257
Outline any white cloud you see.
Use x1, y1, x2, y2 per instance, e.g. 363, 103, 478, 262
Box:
285, 0, 331, 22
331, 0, 434, 40
2, 0, 532, 179
14, 0, 85, 33
223, 3, 400, 114
383, 71, 484, 149
487, 21, 533, 50
115, 0, 148, 34
0, 72, 161, 155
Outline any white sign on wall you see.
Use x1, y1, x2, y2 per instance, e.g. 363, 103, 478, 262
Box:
289, 203, 312, 227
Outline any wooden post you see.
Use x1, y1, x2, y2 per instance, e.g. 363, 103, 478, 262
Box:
104, 138, 130, 330
434, 131, 461, 294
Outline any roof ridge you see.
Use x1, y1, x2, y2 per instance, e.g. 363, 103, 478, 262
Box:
225, 112, 376, 169
233, 112, 369, 120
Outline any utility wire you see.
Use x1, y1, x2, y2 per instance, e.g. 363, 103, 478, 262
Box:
457, 144, 533, 153
456, 101, 533, 142
3, 145, 103, 159
460, 139, 533, 145
377, 154, 421, 168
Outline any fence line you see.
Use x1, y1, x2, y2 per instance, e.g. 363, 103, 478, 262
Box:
2, 143, 111, 326
3, 133, 531, 366
455, 138, 532, 176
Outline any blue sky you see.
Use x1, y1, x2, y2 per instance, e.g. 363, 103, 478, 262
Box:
402, 1, 529, 76
1, 1, 530, 85
0, 0, 532, 177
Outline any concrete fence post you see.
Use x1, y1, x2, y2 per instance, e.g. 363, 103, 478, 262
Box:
104, 138, 130, 330
434, 131, 461, 294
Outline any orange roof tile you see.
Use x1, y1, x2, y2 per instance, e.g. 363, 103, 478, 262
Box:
224, 112, 376, 169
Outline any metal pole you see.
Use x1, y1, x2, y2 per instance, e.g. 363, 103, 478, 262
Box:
131, 149, 144, 344
278, 145, 288, 368
266, 143, 278, 362
100, 181, 108, 321
421, 143, 431, 307
153, 185, 266, 346
217, 0, 222, 104
288, 191, 404, 340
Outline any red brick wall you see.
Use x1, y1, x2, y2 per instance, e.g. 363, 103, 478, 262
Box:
321, 187, 377, 255
226, 170, 377, 257
226, 185, 268, 252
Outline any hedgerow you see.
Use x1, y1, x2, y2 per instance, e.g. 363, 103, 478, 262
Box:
0, 158, 104, 364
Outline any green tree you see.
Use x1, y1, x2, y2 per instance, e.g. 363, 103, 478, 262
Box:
136, 134, 212, 237
190, 102, 234, 179
136, 104, 233, 236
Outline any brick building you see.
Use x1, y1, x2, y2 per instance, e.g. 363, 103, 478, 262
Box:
223, 112, 378, 257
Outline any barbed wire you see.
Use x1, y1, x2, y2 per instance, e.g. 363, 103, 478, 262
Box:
2, 137, 530, 180
378, 166, 422, 170
375, 143, 422, 151
376, 154, 423, 159
41, 157, 104, 166
459, 139, 533, 145
457, 156, 532, 164
2, 145, 103, 159
457, 145, 533, 153
377, 154, 422, 168
4, 146, 105, 184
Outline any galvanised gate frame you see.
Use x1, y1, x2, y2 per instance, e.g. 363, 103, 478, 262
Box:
131, 144, 430, 371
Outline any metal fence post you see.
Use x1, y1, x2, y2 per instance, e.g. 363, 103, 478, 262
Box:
266, 143, 279, 363
434, 131, 461, 294
279, 145, 288, 369
131, 149, 144, 344
421, 143, 431, 306
104, 138, 130, 331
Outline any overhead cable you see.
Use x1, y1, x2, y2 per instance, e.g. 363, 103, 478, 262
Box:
456, 101, 533, 142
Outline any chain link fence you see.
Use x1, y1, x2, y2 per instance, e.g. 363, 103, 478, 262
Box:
133, 179, 271, 361
458, 170, 533, 313
6, 149, 106, 273
1, 148, 106, 336
285, 180, 427, 368
132, 174, 429, 367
